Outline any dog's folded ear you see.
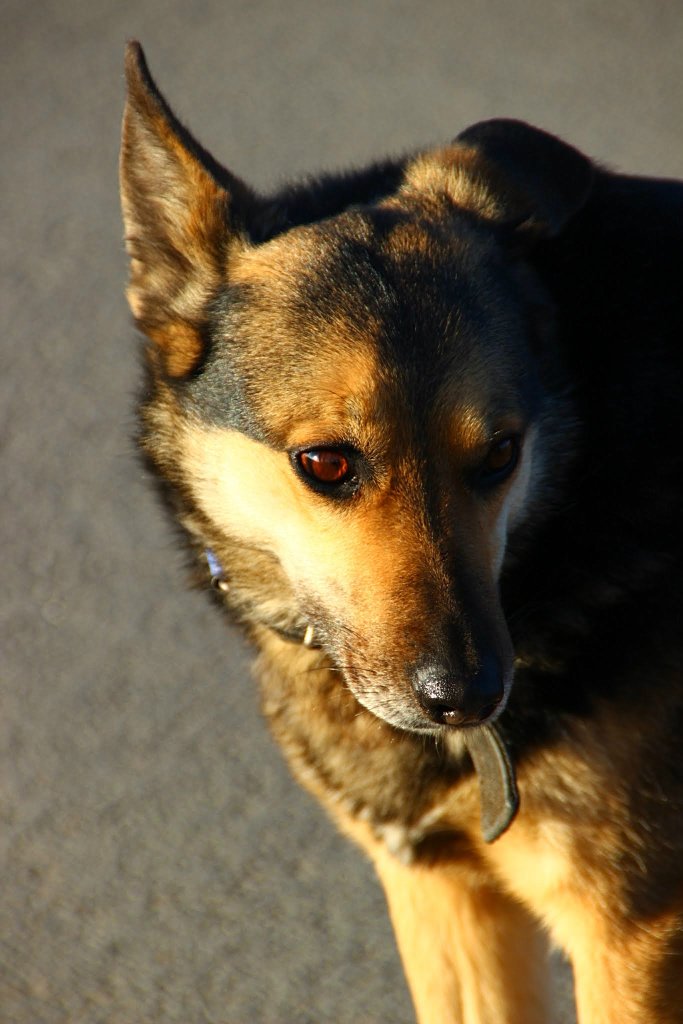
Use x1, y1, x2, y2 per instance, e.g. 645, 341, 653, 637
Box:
120, 42, 253, 377
456, 119, 595, 237
404, 119, 594, 241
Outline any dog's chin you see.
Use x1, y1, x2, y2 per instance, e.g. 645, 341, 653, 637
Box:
336, 654, 513, 735
350, 681, 511, 736
349, 692, 493, 736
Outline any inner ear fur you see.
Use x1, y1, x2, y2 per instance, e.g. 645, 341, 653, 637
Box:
120, 41, 254, 377
403, 118, 595, 239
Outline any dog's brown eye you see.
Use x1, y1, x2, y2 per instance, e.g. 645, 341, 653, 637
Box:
298, 449, 352, 485
480, 435, 521, 482
486, 437, 516, 472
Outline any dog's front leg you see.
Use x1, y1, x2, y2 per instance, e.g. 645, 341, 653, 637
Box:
566, 910, 683, 1024
371, 844, 552, 1024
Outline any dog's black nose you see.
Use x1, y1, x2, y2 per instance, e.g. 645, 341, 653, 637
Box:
412, 653, 505, 727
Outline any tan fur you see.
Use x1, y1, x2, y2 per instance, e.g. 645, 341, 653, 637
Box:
375, 855, 552, 1024
120, 45, 251, 376
179, 418, 520, 730
401, 147, 503, 220
569, 908, 683, 1024
120, 43, 683, 1024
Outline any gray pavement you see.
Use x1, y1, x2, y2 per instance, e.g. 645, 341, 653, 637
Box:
3, 2, 682, 1021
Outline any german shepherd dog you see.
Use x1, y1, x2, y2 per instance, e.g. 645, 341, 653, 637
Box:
120, 42, 683, 1023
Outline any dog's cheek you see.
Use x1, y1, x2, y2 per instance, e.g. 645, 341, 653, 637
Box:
488, 426, 538, 576
177, 425, 365, 592
178, 424, 427, 631
179, 425, 316, 552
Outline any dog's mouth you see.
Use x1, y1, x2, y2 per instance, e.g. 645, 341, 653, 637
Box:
337, 651, 519, 843
206, 549, 519, 841
206, 546, 514, 736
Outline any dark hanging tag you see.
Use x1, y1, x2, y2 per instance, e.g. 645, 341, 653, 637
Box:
463, 725, 519, 843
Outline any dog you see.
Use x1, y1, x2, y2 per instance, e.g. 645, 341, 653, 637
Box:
120, 41, 683, 1023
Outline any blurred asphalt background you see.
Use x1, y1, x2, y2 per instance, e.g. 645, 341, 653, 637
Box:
2, 2, 682, 1021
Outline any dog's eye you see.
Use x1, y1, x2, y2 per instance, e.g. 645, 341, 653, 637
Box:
478, 435, 521, 484
297, 448, 354, 487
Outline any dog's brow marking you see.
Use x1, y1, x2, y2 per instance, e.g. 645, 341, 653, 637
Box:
277, 341, 383, 449
222, 237, 391, 446
449, 406, 491, 450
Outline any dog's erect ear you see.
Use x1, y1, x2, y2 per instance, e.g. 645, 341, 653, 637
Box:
404, 119, 594, 240
120, 42, 253, 377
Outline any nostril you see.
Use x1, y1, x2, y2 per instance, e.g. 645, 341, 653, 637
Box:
412, 668, 467, 725
412, 655, 505, 727
416, 691, 468, 726
439, 705, 472, 726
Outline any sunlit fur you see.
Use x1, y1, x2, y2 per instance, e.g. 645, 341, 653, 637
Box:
122, 42, 683, 1024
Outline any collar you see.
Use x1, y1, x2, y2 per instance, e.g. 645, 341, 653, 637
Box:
204, 547, 518, 841
205, 548, 319, 647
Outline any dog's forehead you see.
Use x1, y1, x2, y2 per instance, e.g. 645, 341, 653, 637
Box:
188, 208, 531, 446
231, 206, 490, 333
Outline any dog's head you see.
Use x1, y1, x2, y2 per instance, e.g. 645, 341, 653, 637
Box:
120, 43, 592, 734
